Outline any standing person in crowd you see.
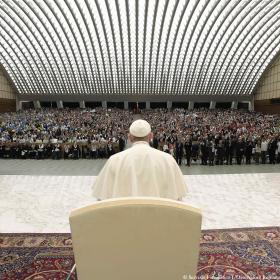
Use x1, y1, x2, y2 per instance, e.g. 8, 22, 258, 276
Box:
216, 138, 225, 165
245, 139, 253, 164
224, 136, 230, 165
92, 119, 187, 201
90, 141, 98, 159
72, 143, 79, 159
107, 141, 115, 157
229, 137, 236, 165
261, 138, 268, 164
255, 140, 261, 164
175, 138, 184, 166
277, 137, 280, 163
200, 138, 208, 165
118, 135, 126, 152
268, 137, 277, 164
184, 138, 192, 167
64, 144, 70, 159
52, 143, 61, 160
208, 140, 215, 166
38, 143, 45, 159
152, 133, 159, 149
236, 138, 245, 165
191, 136, 199, 163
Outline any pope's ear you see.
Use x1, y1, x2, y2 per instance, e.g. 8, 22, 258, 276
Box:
128, 133, 134, 142
148, 132, 153, 141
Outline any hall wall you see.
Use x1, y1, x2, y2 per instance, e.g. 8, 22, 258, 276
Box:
254, 54, 280, 114
0, 68, 16, 112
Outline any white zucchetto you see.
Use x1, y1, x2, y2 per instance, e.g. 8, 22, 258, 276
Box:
129, 119, 151, 137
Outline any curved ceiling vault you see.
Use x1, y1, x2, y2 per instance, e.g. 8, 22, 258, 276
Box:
0, 0, 280, 97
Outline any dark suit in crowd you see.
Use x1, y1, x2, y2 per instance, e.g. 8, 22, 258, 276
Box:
184, 140, 192, 167
175, 141, 184, 166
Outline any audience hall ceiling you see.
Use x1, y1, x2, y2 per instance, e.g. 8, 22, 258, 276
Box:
0, 0, 280, 97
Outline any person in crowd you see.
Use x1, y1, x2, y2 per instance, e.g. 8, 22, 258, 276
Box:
200, 138, 208, 166
92, 119, 188, 201
163, 142, 169, 153
118, 135, 126, 152
235, 138, 244, 165
90, 141, 98, 159
38, 143, 45, 159
191, 136, 199, 163
268, 137, 277, 164
72, 142, 79, 159
64, 143, 70, 159
229, 136, 236, 165
245, 139, 253, 164
107, 140, 115, 157
224, 136, 230, 165
52, 143, 61, 160
184, 138, 192, 166
261, 138, 268, 164
255, 140, 261, 164
175, 138, 184, 166
152, 133, 159, 149
277, 138, 280, 163
208, 140, 215, 166
216, 138, 225, 165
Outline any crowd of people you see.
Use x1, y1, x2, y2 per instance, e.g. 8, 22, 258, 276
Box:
0, 107, 280, 165
0, 108, 130, 160
143, 108, 280, 166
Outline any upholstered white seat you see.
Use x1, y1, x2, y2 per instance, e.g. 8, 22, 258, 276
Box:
69, 197, 202, 280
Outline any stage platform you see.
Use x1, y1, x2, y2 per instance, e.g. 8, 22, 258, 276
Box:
0, 173, 279, 233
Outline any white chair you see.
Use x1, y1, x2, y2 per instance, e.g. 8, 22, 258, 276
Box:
68, 197, 202, 280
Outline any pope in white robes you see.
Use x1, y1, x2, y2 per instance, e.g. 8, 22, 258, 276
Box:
92, 119, 187, 200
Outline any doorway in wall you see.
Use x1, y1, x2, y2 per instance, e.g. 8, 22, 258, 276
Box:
22, 101, 34, 110
107, 102, 124, 109
216, 102, 231, 109
238, 102, 249, 110
85, 102, 102, 108
172, 102, 189, 109
194, 102, 210, 109
41, 101, 56, 108
63, 102, 79, 108
150, 102, 167, 109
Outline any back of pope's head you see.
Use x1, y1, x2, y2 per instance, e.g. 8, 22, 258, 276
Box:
129, 119, 152, 142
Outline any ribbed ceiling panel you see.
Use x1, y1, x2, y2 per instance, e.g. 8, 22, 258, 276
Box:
0, 0, 280, 96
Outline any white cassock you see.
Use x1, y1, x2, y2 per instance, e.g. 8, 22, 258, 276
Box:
92, 141, 188, 200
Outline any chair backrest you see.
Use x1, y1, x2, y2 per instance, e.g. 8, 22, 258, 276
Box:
70, 197, 202, 280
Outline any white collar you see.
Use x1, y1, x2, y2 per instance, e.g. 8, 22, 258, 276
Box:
132, 141, 149, 146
